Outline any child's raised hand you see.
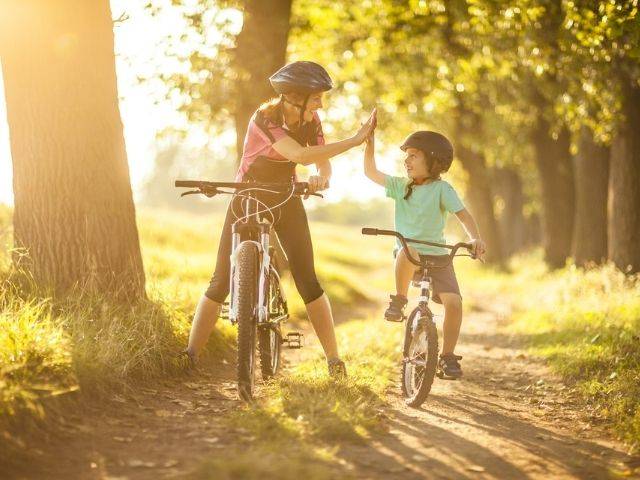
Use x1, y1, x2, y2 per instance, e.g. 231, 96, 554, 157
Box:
353, 108, 377, 145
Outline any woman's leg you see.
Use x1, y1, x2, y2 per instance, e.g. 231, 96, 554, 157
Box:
305, 293, 339, 360
439, 292, 463, 355
274, 198, 340, 360
187, 201, 235, 359
186, 296, 222, 358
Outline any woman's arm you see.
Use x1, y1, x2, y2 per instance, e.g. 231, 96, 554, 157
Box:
454, 208, 486, 258
307, 159, 332, 194
272, 110, 376, 166
363, 132, 386, 186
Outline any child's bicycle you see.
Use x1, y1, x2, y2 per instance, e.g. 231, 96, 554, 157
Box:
175, 179, 321, 401
361, 227, 476, 407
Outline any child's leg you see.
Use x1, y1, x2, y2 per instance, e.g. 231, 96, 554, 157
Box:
439, 292, 463, 354
395, 246, 420, 296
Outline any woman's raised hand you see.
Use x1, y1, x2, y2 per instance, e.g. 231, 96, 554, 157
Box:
353, 108, 377, 145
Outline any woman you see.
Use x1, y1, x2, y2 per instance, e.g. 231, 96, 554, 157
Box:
185, 61, 376, 377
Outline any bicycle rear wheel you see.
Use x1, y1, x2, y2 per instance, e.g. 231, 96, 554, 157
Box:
235, 242, 259, 401
401, 307, 438, 407
259, 269, 284, 379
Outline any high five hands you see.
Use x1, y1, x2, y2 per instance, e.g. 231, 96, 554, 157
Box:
354, 108, 377, 145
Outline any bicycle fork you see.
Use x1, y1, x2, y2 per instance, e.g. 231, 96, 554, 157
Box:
228, 222, 271, 325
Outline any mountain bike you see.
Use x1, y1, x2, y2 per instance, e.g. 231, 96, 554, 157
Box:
175, 179, 320, 401
361, 227, 474, 407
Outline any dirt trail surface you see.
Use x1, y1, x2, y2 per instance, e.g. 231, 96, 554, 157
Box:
5, 303, 638, 479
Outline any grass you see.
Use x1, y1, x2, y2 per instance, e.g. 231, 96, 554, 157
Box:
463, 253, 640, 452
0, 207, 391, 429
2, 200, 639, 469
195, 318, 400, 479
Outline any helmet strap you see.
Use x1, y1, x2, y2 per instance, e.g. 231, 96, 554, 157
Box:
281, 94, 311, 130
299, 94, 310, 127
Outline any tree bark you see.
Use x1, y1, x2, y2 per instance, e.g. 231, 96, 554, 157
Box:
572, 128, 609, 266
455, 109, 505, 266
0, 0, 145, 298
608, 78, 640, 274
233, 0, 292, 161
531, 117, 575, 269
494, 167, 525, 258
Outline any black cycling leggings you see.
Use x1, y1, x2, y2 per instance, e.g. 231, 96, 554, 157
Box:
205, 192, 324, 305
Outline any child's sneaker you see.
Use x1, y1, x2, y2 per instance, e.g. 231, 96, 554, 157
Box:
437, 353, 463, 379
384, 294, 407, 322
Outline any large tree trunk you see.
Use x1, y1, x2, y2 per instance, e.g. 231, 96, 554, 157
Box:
0, 0, 145, 298
573, 128, 609, 266
494, 167, 525, 258
608, 78, 640, 274
455, 109, 505, 266
233, 0, 292, 161
531, 118, 575, 269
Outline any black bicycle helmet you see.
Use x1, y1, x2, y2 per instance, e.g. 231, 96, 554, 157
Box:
400, 131, 454, 172
269, 61, 333, 95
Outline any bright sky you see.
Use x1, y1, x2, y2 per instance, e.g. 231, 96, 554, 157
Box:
0, 1, 398, 206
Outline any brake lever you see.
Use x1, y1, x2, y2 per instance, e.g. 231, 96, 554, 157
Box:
180, 190, 201, 197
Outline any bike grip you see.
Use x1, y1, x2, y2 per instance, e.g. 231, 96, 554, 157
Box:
175, 180, 198, 188
361, 227, 378, 236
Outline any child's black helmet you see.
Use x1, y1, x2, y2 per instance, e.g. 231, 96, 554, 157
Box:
269, 61, 333, 95
401, 131, 454, 172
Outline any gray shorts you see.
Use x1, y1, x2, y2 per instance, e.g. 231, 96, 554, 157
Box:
393, 252, 461, 304
417, 254, 460, 304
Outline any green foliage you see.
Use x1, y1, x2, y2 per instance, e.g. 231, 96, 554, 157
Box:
0, 297, 75, 419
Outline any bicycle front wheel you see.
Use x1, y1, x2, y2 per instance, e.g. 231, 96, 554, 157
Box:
401, 307, 438, 407
234, 242, 259, 401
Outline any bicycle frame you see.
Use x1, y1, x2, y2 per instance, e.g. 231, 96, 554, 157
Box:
174, 179, 318, 328
362, 226, 473, 327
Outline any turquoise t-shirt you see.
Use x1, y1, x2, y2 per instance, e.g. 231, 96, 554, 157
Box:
385, 176, 465, 256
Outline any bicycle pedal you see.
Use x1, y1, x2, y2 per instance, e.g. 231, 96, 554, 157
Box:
283, 332, 304, 349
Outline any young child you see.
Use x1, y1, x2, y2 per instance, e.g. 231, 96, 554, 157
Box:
363, 125, 486, 379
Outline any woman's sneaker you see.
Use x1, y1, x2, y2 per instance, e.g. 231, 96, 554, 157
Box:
384, 294, 408, 322
327, 358, 347, 379
437, 353, 463, 379
178, 348, 198, 369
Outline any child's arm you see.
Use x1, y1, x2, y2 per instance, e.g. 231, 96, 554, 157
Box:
363, 131, 386, 186
454, 209, 487, 259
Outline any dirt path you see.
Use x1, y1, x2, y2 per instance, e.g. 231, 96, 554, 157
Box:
6, 302, 638, 479
334, 305, 636, 479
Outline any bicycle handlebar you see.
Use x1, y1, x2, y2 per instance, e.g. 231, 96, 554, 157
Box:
362, 227, 475, 268
175, 180, 323, 198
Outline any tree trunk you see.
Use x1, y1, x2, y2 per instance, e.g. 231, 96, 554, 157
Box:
572, 128, 609, 266
608, 78, 640, 274
455, 109, 504, 266
531, 118, 575, 269
494, 167, 525, 258
0, 0, 145, 298
233, 0, 292, 161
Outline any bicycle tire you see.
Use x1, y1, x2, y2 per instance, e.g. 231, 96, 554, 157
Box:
258, 268, 284, 379
400, 307, 438, 407
235, 242, 259, 401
